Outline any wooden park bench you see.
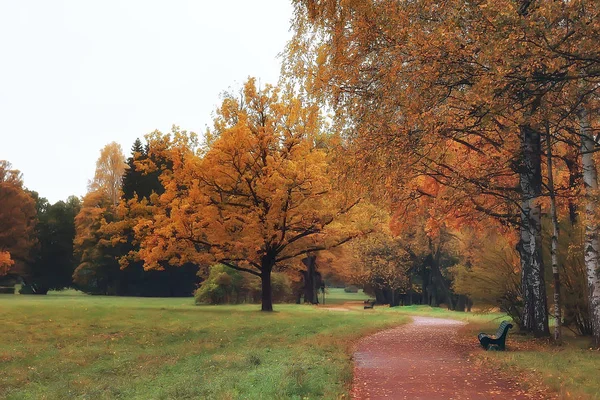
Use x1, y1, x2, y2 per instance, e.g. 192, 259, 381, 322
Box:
478, 321, 513, 351
364, 299, 376, 309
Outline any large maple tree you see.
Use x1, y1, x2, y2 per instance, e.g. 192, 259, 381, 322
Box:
130, 79, 373, 311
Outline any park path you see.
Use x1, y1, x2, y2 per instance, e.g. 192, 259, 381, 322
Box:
351, 316, 549, 400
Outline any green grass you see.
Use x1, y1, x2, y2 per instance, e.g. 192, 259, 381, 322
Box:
323, 288, 369, 305
387, 304, 510, 324
0, 294, 407, 400
483, 339, 600, 399
3, 292, 599, 399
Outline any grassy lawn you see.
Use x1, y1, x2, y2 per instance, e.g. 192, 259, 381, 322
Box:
0, 293, 407, 400
3, 292, 599, 399
323, 288, 369, 305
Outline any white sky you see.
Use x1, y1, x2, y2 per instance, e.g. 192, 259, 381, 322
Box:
0, 0, 294, 203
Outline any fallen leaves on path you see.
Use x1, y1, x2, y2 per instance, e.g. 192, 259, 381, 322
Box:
351, 317, 553, 399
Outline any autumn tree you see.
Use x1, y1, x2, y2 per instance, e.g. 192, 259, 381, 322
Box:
72, 191, 122, 294
73, 138, 199, 296
0, 161, 36, 281
131, 79, 372, 311
286, 0, 564, 336
288, 0, 600, 341
89, 142, 127, 207
0, 252, 13, 276
354, 233, 411, 307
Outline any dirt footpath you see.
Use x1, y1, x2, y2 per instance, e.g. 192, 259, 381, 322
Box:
351, 317, 548, 400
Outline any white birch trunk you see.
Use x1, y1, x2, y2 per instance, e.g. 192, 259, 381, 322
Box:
545, 131, 561, 342
580, 106, 600, 346
520, 124, 550, 337
519, 201, 534, 331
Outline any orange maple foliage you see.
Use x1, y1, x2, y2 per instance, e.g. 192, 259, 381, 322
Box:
128, 79, 377, 311
0, 161, 36, 279
0, 251, 13, 277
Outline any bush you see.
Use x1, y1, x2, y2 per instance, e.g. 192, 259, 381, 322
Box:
344, 285, 359, 293
194, 265, 294, 305
194, 265, 245, 304
451, 229, 523, 326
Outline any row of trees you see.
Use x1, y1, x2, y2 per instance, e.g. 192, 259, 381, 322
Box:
0, 161, 81, 294
287, 0, 600, 343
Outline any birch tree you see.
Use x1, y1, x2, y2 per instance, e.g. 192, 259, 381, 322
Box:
89, 142, 127, 207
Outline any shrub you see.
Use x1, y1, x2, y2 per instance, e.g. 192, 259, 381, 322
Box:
344, 285, 359, 293
194, 264, 294, 304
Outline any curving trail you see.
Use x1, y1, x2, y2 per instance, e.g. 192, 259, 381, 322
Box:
351, 316, 548, 400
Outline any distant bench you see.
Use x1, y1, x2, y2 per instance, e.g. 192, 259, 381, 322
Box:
478, 321, 513, 351
363, 299, 376, 309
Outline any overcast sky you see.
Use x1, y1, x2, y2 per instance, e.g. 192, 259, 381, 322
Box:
0, 0, 294, 203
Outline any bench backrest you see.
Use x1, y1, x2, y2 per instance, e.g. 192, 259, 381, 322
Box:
495, 321, 513, 339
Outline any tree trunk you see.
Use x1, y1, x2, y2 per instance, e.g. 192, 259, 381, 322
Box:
421, 266, 429, 305
564, 148, 580, 226
374, 288, 385, 304
580, 106, 600, 346
520, 123, 550, 337
518, 210, 534, 332
545, 130, 562, 342
406, 276, 413, 306
301, 255, 320, 304
261, 261, 274, 312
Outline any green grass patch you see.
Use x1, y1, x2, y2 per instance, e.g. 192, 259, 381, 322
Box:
0, 294, 407, 399
481, 339, 600, 399
387, 304, 509, 324
323, 288, 369, 305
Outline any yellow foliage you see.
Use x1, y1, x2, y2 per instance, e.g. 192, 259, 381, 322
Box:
129, 79, 376, 283
0, 251, 14, 276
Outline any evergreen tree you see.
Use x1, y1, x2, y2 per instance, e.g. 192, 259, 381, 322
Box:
22, 194, 81, 294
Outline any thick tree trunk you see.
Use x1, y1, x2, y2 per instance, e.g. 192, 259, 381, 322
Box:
545, 131, 562, 342
261, 262, 274, 312
301, 255, 320, 304
580, 107, 600, 346
374, 288, 385, 304
520, 124, 550, 337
